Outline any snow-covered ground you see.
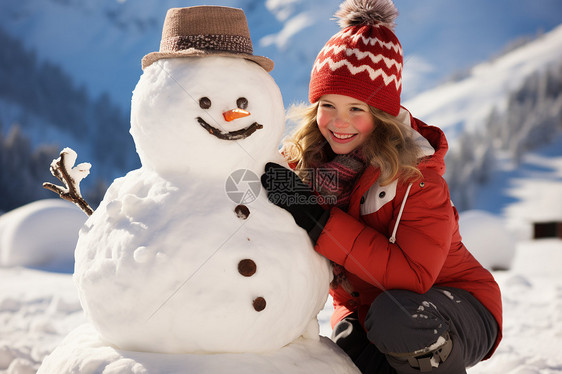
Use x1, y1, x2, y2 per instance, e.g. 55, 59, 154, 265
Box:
1, 139, 562, 372
467, 239, 562, 374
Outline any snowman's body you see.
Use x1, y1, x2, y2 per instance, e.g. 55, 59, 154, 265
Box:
73, 57, 333, 354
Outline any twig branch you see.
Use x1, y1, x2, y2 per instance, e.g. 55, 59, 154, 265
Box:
43, 147, 94, 216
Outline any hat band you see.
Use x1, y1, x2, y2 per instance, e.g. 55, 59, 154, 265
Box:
161, 35, 253, 55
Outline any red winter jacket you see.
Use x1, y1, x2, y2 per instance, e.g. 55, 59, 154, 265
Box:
314, 108, 502, 358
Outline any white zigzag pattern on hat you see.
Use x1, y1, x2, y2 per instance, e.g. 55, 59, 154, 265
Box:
313, 56, 402, 89
318, 44, 402, 72
335, 28, 403, 54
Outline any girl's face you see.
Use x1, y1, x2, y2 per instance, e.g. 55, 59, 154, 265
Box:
316, 94, 375, 155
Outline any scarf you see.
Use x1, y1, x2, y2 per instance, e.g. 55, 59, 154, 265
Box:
314, 149, 367, 210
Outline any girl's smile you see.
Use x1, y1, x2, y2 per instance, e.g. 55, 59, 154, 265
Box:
330, 131, 357, 143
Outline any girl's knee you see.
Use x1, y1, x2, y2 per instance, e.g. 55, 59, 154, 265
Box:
365, 290, 450, 355
366, 290, 445, 335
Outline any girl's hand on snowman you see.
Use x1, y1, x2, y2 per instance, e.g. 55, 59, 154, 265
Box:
261, 162, 329, 243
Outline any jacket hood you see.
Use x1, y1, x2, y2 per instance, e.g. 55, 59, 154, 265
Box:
398, 106, 449, 176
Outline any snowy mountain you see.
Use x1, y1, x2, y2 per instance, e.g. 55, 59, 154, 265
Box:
404, 24, 562, 141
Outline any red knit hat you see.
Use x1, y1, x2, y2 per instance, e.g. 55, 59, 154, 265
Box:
309, 0, 403, 116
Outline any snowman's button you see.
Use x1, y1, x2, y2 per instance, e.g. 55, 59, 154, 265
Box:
234, 204, 250, 219
238, 259, 257, 277
253, 297, 266, 312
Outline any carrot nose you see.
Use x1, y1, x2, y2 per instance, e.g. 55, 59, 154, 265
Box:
223, 108, 251, 122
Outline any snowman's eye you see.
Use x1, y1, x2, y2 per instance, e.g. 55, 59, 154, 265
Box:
199, 97, 211, 109
236, 97, 248, 110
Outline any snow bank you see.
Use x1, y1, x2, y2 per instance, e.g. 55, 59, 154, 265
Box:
459, 210, 516, 271
3, 239, 560, 374
0, 199, 86, 272
467, 239, 562, 374
0, 267, 84, 373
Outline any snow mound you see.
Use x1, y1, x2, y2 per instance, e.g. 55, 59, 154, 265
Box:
0, 199, 86, 272
459, 210, 516, 271
38, 323, 360, 374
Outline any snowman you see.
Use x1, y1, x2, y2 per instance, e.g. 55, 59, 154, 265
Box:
39, 6, 360, 373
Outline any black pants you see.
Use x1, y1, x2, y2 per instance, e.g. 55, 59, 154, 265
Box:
332, 287, 498, 374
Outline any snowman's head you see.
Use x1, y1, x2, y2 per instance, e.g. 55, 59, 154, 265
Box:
131, 57, 285, 178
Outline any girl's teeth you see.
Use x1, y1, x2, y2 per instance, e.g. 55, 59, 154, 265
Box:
333, 133, 354, 139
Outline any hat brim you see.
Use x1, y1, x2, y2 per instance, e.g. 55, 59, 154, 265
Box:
142, 49, 274, 72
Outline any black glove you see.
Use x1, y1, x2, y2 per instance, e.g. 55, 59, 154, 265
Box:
261, 162, 329, 243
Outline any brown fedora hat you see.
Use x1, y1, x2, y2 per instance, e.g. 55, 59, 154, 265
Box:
142, 6, 274, 72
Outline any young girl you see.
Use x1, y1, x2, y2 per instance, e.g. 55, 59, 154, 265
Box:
261, 0, 502, 373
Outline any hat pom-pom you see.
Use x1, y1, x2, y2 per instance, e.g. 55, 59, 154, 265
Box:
335, 0, 398, 30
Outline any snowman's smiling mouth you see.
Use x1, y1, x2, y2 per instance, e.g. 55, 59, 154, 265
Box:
197, 117, 263, 141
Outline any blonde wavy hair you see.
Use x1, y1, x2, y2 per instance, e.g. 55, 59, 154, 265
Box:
283, 102, 423, 186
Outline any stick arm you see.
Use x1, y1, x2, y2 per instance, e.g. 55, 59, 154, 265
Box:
43, 147, 94, 216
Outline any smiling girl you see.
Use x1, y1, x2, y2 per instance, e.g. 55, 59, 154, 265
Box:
261, 0, 502, 373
